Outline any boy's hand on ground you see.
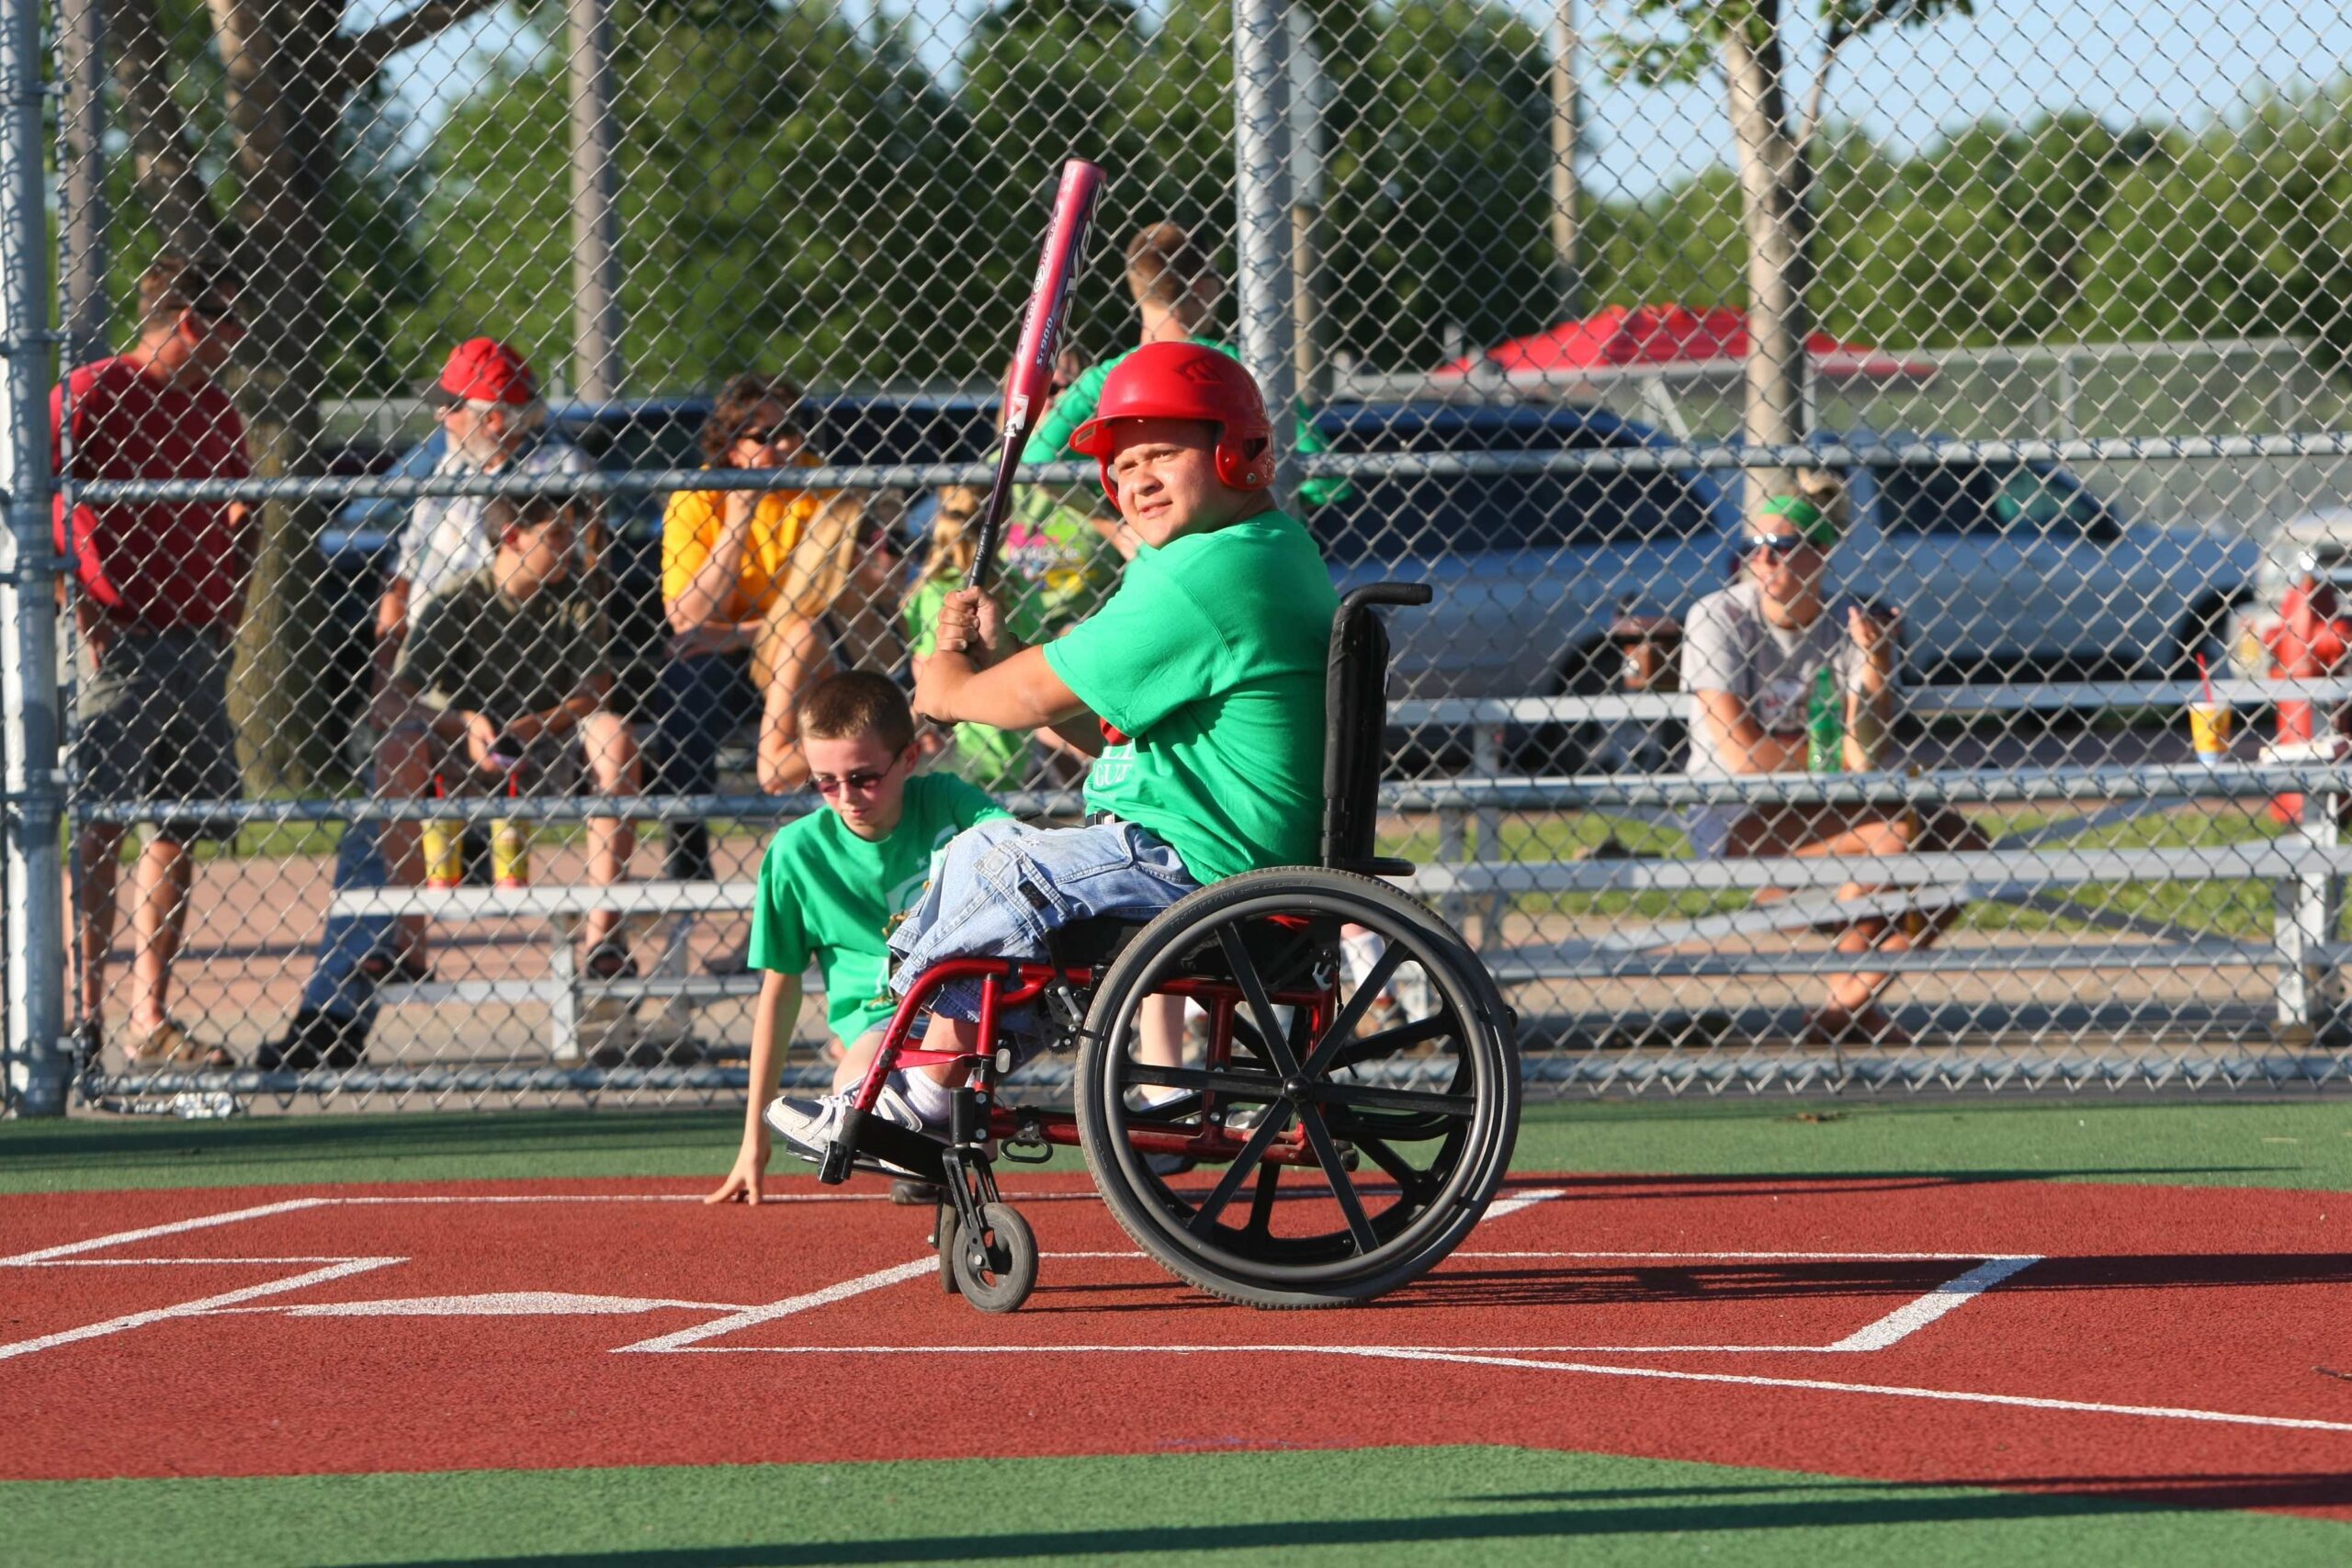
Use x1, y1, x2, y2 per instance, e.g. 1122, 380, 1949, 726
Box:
706, 1135, 770, 1204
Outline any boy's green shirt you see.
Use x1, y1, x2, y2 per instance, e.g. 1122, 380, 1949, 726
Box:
748, 773, 1012, 1044
1044, 507, 1338, 883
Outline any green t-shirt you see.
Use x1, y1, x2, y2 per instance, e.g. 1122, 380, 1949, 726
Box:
1044, 508, 1338, 883
905, 572, 1048, 791
747, 773, 1012, 1044
1022, 335, 1344, 507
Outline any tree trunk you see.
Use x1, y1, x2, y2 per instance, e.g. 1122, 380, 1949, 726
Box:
1722, 5, 1812, 522
208, 0, 343, 789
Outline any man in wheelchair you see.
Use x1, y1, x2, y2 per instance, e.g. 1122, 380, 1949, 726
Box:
761, 341, 1341, 1162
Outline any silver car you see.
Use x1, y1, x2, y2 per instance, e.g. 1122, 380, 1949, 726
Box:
1309, 406, 2256, 703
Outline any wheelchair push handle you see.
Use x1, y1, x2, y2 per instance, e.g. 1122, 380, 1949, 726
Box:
1339, 581, 1433, 615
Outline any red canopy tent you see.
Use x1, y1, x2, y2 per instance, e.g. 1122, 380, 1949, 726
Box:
1434, 303, 1937, 383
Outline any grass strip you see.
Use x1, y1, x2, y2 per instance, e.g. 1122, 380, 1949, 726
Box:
5, 1445, 2346, 1567
2, 1097, 2346, 1195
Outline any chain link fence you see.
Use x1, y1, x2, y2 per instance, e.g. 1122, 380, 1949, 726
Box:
7, 0, 2352, 1115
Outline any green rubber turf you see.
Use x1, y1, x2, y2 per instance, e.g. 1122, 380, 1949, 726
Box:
6, 1446, 2346, 1567
0, 1096, 2346, 1194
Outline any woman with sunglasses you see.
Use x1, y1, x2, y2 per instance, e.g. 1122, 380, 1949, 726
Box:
752, 494, 909, 795
1680, 479, 1986, 1046
655, 374, 827, 881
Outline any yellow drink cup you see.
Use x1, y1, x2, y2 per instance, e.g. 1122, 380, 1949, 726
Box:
492, 817, 532, 888
421, 820, 463, 888
2188, 700, 2233, 765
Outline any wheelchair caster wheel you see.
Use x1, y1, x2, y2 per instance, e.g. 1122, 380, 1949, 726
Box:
936, 1206, 962, 1295
948, 1201, 1037, 1314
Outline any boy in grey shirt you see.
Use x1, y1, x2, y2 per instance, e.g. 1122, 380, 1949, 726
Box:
1679, 490, 1984, 1044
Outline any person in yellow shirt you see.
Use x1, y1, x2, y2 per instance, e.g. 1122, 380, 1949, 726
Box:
655, 374, 827, 880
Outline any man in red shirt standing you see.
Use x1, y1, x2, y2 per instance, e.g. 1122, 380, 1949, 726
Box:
52, 254, 254, 1070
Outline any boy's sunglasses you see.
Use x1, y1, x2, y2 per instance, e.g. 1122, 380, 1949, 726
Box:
810, 766, 892, 797
733, 425, 798, 446
1746, 533, 1815, 555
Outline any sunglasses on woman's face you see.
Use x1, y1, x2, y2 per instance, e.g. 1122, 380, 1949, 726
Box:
1747, 533, 1812, 556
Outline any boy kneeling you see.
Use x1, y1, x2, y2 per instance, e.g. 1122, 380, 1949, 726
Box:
710, 672, 1010, 1201
761, 342, 1340, 1160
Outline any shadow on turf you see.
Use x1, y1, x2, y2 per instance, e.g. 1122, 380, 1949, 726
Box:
1019, 1251, 2352, 1315
346, 1473, 2352, 1566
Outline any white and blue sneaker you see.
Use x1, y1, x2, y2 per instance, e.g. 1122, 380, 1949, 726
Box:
763, 1083, 931, 1178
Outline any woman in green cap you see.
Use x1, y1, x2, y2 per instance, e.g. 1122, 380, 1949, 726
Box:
1678, 474, 1986, 1045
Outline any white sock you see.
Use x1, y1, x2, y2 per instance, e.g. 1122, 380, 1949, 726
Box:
896, 1068, 956, 1126
1133, 1083, 1191, 1110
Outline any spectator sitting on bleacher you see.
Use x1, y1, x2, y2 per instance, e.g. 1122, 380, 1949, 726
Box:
654, 375, 827, 881
752, 493, 908, 795
378, 492, 642, 981
1679, 476, 1987, 1046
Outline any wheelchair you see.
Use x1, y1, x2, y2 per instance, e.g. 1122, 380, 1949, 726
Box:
815, 584, 1521, 1312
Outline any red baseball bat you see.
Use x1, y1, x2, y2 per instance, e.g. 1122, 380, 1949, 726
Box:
966, 158, 1105, 590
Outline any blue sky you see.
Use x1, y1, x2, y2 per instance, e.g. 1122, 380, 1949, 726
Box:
362, 0, 2352, 198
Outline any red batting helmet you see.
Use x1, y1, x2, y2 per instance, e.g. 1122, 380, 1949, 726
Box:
1069, 342, 1273, 500
437, 337, 537, 406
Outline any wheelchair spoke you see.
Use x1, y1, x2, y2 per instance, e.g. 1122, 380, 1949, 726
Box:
1126, 1062, 1282, 1102
1217, 926, 1302, 1077
1244, 1159, 1282, 1241
1295, 1103, 1378, 1255
1315, 1082, 1479, 1118
1300, 941, 1405, 1077
1333, 1013, 1453, 1070
1185, 1100, 1295, 1235
1354, 1130, 1434, 1198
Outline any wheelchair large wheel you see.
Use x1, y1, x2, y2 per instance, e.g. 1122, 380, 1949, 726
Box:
1073, 867, 1519, 1308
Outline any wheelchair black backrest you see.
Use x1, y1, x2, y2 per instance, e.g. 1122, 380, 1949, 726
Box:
1320, 581, 1432, 876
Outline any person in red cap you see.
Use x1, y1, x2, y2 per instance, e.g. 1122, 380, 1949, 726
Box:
374, 337, 594, 657
52, 253, 252, 1070
760, 342, 1339, 1161
368, 337, 594, 976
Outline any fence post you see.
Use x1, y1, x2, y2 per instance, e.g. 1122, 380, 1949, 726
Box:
0, 0, 67, 1115
57, 0, 107, 368
567, 0, 627, 400
2275, 792, 2342, 1036
1233, 0, 1298, 503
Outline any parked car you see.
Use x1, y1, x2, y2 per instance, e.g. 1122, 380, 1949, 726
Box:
1306, 406, 2257, 709
314, 394, 998, 768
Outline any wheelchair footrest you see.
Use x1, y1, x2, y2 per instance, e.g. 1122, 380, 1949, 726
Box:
819, 1109, 951, 1186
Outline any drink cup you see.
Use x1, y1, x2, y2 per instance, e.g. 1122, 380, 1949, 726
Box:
421, 819, 463, 888
2188, 700, 2234, 766
492, 817, 532, 888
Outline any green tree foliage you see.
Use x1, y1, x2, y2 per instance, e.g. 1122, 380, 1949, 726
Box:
392, 6, 2352, 392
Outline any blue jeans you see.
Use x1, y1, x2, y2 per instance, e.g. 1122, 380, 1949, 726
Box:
653, 652, 761, 880
886, 818, 1198, 1029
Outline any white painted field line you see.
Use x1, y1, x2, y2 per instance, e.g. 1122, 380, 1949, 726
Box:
1828, 1257, 2041, 1351
0, 1258, 405, 1361
1480, 1187, 1566, 1222
1453, 1249, 2029, 1263
614, 1258, 939, 1353
6, 1256, 369, 1267
0, 1197, 329, 1264
671, 1342, 2352, 1434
